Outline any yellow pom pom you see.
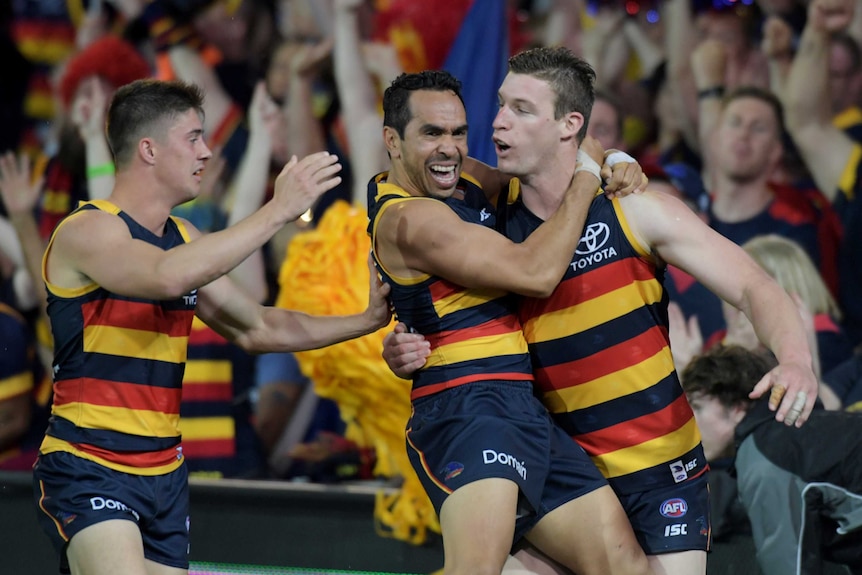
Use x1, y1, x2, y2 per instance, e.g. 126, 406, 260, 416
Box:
276, 201, 440, 543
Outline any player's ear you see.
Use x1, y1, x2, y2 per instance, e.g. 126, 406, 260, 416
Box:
561, 111, 584, 141
383, 126, 402, 159
139, 137, 157, 165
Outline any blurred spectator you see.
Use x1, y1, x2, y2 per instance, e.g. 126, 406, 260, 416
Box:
740, 234, 853, 377
8, 0, 84, 156
588, 88, 628, 151
332, 0, 395, 205
783, 0, 862, 346
671, 84, 842, 348
177, 80, 286, 479
682, 344, 862, 575
180, 316, 266, 479
38, 35, 151, 238
0, 296, 48, 471
0, 6, 32, 155
253, 351, 373, 483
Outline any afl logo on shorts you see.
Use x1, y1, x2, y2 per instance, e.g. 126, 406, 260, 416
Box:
440, 461, 464, 481
660, 498, 688, 518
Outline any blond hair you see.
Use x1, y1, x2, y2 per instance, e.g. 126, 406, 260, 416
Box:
743, 234, 841, 320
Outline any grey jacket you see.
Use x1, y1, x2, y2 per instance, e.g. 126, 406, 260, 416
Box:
734, 399, 862, 575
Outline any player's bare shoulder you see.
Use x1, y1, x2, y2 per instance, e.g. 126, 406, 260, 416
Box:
45, 209, 125, 289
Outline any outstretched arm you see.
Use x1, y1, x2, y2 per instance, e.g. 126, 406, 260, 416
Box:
333, 0, 389, 205
0, 152, 46, 314
761, 16, 795, 97
783, 0, 857, 200
70, 76, 115, 201
196, 255, 391, 353
376, 138, 606, 298
622, 191, 818, 426
221, 82, 281, 303
47, 152, 342, 300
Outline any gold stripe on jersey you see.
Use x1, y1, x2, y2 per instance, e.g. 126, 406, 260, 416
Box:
541, 348, 675, 412
184, 359, 232, 382
82, 325, 189, 363
833, 106, 862, 131
839, 144, 862, 199
0, 372, 34, 400
425, 330, 529, 368
433, 286, 508, 317
52, 403, 180, 438
591, 418, 702, 479
180, 416, 235, 440
613, 198, 653, 257
524, 279, 663, 343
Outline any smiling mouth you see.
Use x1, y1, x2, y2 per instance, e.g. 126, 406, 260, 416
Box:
429, 164, 458, 186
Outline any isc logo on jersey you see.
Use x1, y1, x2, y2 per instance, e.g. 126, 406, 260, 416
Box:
660, 498, 688, 518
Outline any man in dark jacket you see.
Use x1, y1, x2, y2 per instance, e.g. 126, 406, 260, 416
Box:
682, 345, 862, 575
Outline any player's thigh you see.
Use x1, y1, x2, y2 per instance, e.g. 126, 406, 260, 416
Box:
648, 550, 706, 575
67, 519, 149, 575
525, 485, 651, 575
503, 547, 569, 575
439, 477, 520, 574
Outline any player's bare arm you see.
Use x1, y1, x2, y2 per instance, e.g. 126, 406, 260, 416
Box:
194, 255, 391, 353
619, 191, 819, 426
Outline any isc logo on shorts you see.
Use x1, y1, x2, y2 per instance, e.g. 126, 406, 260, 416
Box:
664, 523, 688, 537
660, 498, 688, 518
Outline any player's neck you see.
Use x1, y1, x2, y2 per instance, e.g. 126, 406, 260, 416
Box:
110, 172, 174, 236
518, 156, 577, 221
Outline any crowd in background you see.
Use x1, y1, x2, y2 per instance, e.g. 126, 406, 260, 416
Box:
1, 0, 862, 559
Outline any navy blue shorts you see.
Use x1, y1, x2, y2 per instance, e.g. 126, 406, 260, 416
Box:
32, 451, 190, 572
407, 380, 607, 543
616, 473, 711, 555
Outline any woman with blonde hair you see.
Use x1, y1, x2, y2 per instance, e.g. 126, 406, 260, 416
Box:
720, 234, 854, 407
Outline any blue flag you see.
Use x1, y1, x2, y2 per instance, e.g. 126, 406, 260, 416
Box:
443, 0, 508, 167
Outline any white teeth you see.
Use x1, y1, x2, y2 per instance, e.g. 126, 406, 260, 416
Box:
430, 165, 454, 173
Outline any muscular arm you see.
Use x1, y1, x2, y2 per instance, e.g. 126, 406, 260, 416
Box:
47, 152, 342, 299
194, 256, 390, 353
621, 191, 818, 425
377, 170, 600, 298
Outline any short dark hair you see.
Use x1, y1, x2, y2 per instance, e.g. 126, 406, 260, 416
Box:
723, 85, 787, 138
681, 345, 776, 409
382, 71, 464, 139
507, 46, 596, 141
107, 79, 205, 167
